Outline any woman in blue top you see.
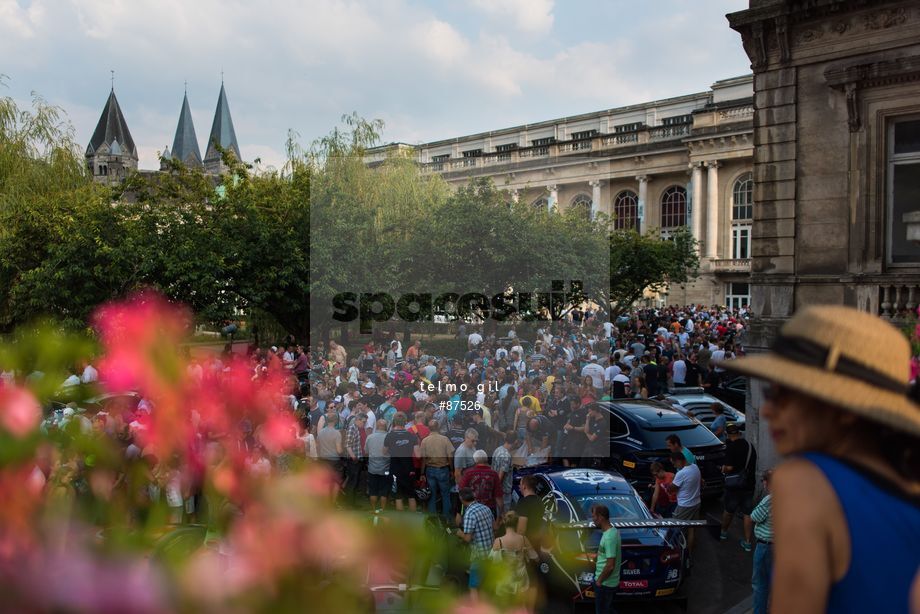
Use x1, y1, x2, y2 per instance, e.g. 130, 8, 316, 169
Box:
724, 305, 920, 614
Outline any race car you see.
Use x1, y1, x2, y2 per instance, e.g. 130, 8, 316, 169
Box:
514, 467, 700, 608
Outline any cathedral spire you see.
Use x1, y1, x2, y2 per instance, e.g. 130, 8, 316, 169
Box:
86, 88, 137, 159
203, 82, 241, 172
170, 91, 202, 167
86, 86, 138, 183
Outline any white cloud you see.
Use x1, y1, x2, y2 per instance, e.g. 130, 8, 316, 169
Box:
468, 0, 554, 34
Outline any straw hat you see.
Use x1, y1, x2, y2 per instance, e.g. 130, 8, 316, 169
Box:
722, 305, 920, 437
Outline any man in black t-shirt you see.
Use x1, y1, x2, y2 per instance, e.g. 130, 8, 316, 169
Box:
719, 424, 757, 544
515, 475, 547, 550
383, 412, 420, 512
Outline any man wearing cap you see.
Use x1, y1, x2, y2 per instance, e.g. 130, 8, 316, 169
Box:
722, 305, 920, 613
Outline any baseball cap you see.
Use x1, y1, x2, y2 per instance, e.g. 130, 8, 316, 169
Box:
333, 395, 343, 404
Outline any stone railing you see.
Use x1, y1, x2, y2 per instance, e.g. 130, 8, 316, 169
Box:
879, 283, 920, 319
718, 105, 754, 123
711, 258, 752, 273
602, 132, 639, 145
649, 124, 691, 140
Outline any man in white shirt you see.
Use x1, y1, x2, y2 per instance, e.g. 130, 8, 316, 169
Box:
672, 355, 688, 387
581, 356, 605, 390
80, 362, 99, 384
604, 361, 621, 383
468, 331, 483, 350
667, 452, 702, 548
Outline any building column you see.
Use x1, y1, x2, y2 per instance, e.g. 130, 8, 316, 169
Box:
589, 180, 601, 219
636, 175, 649, 234
548, 184, 558, 212
706, 161, 721, 259
690, 162, 704, 249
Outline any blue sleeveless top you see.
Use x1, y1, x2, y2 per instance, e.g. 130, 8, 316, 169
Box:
803, 452, 920, 613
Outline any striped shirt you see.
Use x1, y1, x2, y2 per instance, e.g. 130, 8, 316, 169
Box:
750, 494, 773, 542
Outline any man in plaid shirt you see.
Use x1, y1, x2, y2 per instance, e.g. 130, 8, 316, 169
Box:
344, 414, 367, 506
454, 487, 495, 596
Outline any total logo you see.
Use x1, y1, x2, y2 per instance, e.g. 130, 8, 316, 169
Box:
620, 579, 649, 590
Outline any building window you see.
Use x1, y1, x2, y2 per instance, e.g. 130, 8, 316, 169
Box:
614, 122, 642, 133
725, 282, 750, 310
613, 190, 639, 231
888, 117, 920, 264
732, 173, 754, 221
732, 172, 753, 259
532, 196, 549, 210
662, 114, 693, 126
660, 186, 687, 230
571, 130, 598, 141
570, 194, 592, 218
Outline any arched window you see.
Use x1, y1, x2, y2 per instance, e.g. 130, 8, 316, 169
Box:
613, 190, 639, 231
732, 172, 754, 259
660, 186, 687, 229
531, 196, 549, 210
732, 173, 753, 220
570, 194, 592, 218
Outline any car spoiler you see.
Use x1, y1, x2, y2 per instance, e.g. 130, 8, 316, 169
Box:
555, 519, 711, 530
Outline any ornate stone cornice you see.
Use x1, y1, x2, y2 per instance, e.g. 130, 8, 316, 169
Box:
825, 53, 920, 131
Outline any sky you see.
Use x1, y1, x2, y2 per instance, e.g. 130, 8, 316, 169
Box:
2, 0, 751, 171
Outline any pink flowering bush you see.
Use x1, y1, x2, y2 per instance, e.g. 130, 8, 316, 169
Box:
0, 291, 514, 613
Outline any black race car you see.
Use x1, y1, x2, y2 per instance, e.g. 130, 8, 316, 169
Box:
513, 467, 698, 608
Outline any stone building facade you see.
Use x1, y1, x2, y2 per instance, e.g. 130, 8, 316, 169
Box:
727, 0, 920, 469
367, 76, 756, 307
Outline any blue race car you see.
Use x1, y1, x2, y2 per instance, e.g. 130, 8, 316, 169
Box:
513, 467, 691, 606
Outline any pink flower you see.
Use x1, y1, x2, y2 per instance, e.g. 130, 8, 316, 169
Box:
0, 385, 40, 437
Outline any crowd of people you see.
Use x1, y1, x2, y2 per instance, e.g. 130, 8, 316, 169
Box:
22, 299, 920, 613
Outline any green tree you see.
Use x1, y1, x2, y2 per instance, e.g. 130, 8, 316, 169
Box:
607, 226, 699, 317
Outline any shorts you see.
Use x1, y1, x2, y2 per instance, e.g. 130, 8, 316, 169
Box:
468, 559, 484, 589
724, 488, 755, 515
674, 503, 701, 521
368, 473, 391, 497
392, 469, 415, 499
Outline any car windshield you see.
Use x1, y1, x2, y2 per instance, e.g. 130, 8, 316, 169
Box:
571, 494, 649, 521
640, 423, 721, 449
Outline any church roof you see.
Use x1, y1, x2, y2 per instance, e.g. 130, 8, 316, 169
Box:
86, 89, 137, 158
171, 92, 202, 167
203, 83, 241, 163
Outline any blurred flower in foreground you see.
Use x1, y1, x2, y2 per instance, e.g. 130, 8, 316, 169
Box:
0, 385, 40, 437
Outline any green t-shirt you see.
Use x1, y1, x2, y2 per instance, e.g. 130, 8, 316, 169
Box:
595, 526, 622, 588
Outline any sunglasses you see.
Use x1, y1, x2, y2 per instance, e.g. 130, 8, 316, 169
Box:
763, 384, 789, 403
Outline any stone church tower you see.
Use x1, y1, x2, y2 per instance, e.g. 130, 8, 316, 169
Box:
162, 90, 203, 169
87, 81, 242, 179
202, 82, 242, 174
85, 88, 138, 184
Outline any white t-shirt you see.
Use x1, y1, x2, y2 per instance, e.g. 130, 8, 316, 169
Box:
604, 364, 621, 382
468, 333, 483, 347
495, 347, 508, 361
603, 322, 614, 337
712, 349, 727, 372
81, 365, 98, 384
672, 359, 687, 384
672, 463, 702, 507
581, 363, 605, 388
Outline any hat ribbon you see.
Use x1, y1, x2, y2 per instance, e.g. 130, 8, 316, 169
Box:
771, 334, 908, 396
